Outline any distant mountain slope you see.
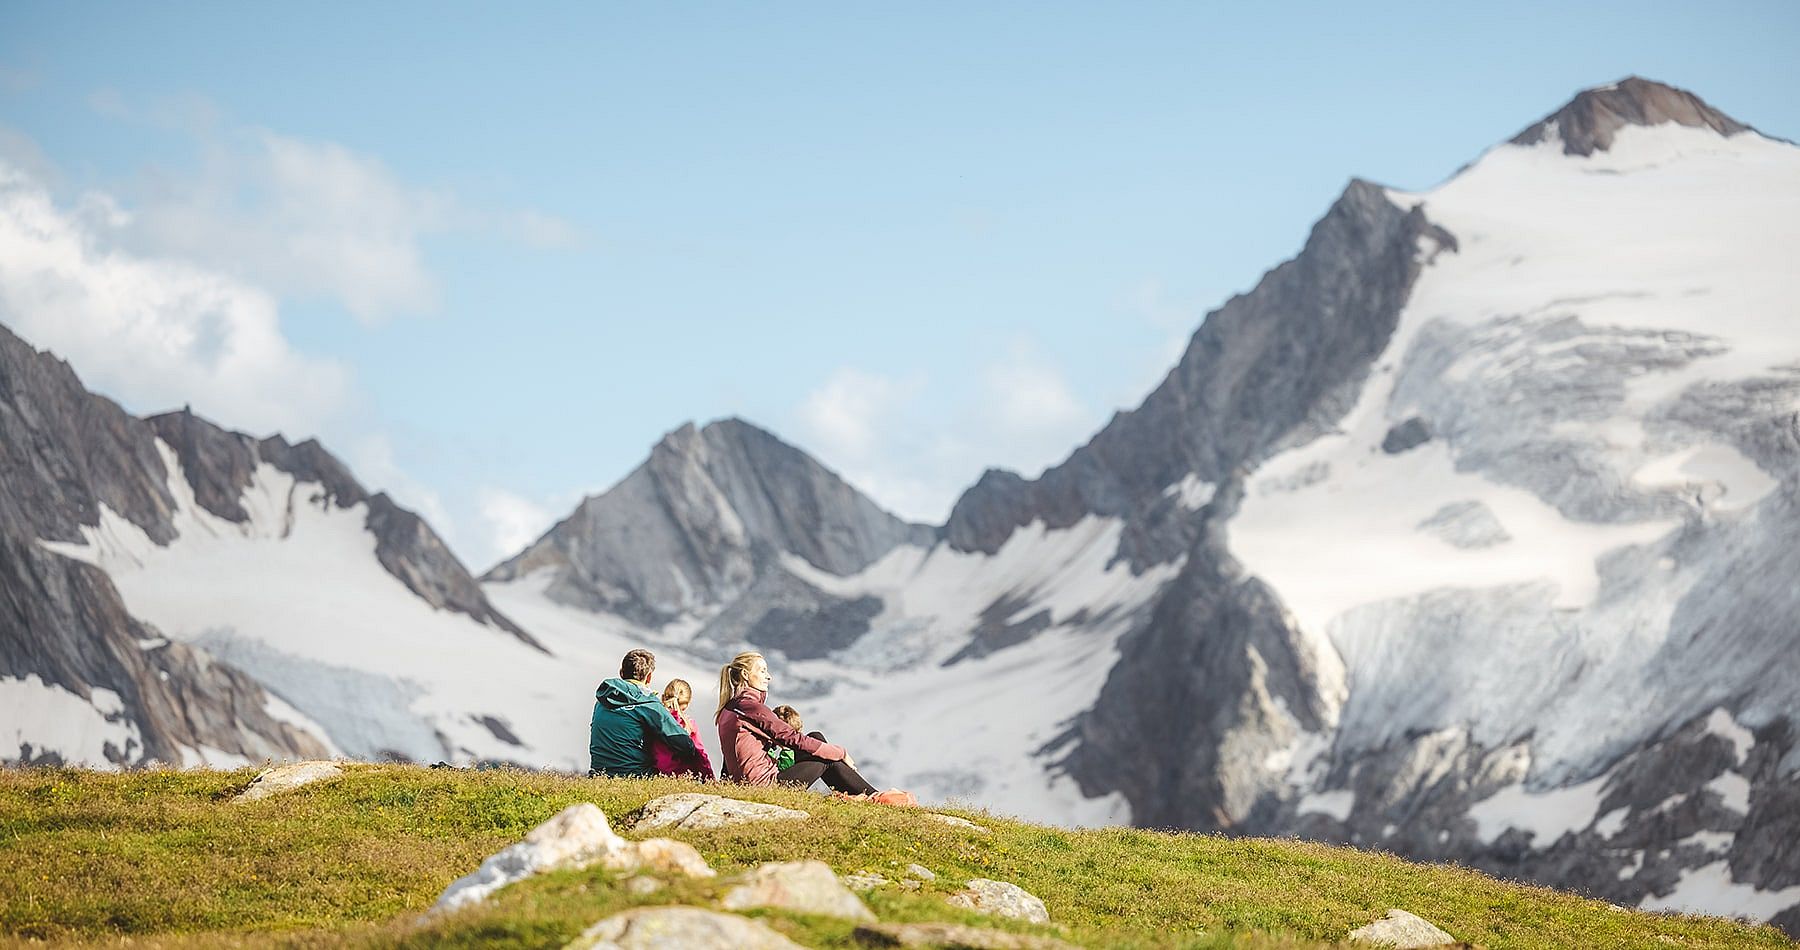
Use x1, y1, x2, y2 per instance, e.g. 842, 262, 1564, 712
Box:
0, 321, 561, 768
485, 418, 938, 625
481, 77, 1800, 931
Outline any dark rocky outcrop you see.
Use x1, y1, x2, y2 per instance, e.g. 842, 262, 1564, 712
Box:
486, 418, 936, 626
943, 178, 1455, 569
1510, 76, 1756, 157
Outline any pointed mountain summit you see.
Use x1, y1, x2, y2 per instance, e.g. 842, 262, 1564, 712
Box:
484, 418, 937, 624
1509, 76, 1755, 156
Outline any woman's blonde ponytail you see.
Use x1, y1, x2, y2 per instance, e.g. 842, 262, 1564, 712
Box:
716, 651, 765, 719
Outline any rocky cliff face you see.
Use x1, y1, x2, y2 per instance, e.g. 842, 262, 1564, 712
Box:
0, 321, 530, 765
485, 418, 937, 627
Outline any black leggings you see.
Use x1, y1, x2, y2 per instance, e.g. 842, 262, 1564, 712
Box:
778, 732, 877, 795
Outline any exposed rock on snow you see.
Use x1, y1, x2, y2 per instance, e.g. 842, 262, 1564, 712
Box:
566, 906, 806, 950
432, 804, 711, 913
946, 879, 1050, 924
719, 860, 876, 921
1346, 909, 1459, 947
628, 793, 810, 832
854, 922, 1080, 949
232, 761, 343, 802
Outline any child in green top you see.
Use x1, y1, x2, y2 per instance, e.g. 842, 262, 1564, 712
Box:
767, 704, 804, 771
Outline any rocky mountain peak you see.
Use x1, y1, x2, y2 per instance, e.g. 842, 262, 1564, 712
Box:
1510, 76, 1754, 156
485, 417, 937, 623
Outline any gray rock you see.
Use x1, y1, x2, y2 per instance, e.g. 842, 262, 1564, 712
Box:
946, 879, 1049, 924
629, 793, 810, 832
842, 871, 891, 891
720, 860, 876, 921
622, 876, 663, 896
853, 921, 1079, 949
1510, 76, 1754, 157
1346, 909, 1459, 947
567, 906, 805, 950
432, 803, 712, 913
485, 418, 937, 631
925, 813, 990, 834
904, 863, 936, 881
1415, 501, 1511, 550
233, 761, 344, 802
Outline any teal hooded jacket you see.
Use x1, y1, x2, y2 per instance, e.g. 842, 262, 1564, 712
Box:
588, 678, 698, 777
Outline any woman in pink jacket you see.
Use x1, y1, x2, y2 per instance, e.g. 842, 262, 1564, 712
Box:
714, 651, 876, 794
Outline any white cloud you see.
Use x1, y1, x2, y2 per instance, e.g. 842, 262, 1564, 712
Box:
0, 157, 353, 438
791, 341, 1100, 526
479, 488, 558, 565
984, 341, 1089, 437
797, 367, 923, 462
82, 92, 578, 322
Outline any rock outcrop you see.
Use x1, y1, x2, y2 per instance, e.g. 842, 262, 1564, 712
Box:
233, 761, 344, 802
567, 906, 806, 950
485, 418, 935, 627
432, 803, 712, 913
945, 879, 1050, 924
720, 860, 877, 921
628, 793, 811, 832
1346, 909, 1460, 948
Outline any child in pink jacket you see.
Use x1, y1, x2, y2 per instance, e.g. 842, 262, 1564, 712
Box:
651, 679, 714, 781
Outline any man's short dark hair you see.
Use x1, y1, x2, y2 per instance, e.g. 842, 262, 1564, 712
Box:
620, 649, 656, 682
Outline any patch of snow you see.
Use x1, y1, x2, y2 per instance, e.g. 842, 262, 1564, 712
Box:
0, 674, 141, 765
262, 691, 344, 759
136, 637, 169, 650
1702, 708, 1755, 764
1706, 771, 1751, 814
1618, 850, 1644, 880
1594, 807, 1629, 838
39, 440, 709, 772
1163, 473, 1216, 511
180, 744, 253, 769
1639, 861, 1800, 920
1298, 789, 1355, 821
1632, 445, 1778, 514
1468, 771, 1610, 846
1684, 830, 1735, 854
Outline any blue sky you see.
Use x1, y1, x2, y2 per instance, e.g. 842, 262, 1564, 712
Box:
2, 1, 1796, 569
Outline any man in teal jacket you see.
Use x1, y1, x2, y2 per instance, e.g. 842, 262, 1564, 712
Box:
589, 649, 699, 777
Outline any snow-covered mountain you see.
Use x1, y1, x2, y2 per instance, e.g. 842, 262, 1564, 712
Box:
3, 76, 1796, 931
483, 77, 1800, 929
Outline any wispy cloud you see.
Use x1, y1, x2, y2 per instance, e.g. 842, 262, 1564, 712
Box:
83, 90, 580, 323
478, 489, 559, 567
792, 339, 1101, 525
0, 156, 354, 438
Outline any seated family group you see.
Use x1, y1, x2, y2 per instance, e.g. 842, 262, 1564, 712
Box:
588, 648, 878, 796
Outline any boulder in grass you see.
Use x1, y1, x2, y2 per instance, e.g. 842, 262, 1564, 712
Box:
567, 906, 806, 950
842, 871, 891, 891
432, 803, 714, 913
1347, 909, 1461, 948
946, 879, 1050, 924
721, 860, 877, 921
904, 863, 936, 881
629, 793, 810, 832
925, 813, 990, 834
232, 761, 343, 802
854, 921, 1080, 949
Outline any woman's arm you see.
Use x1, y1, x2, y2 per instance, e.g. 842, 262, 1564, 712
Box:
732, 695, 846, 761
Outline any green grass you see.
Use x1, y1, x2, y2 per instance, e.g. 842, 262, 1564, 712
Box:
0, 764, 1790, 948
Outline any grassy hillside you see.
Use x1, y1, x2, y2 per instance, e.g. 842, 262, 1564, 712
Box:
0, 764, 1789, 948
